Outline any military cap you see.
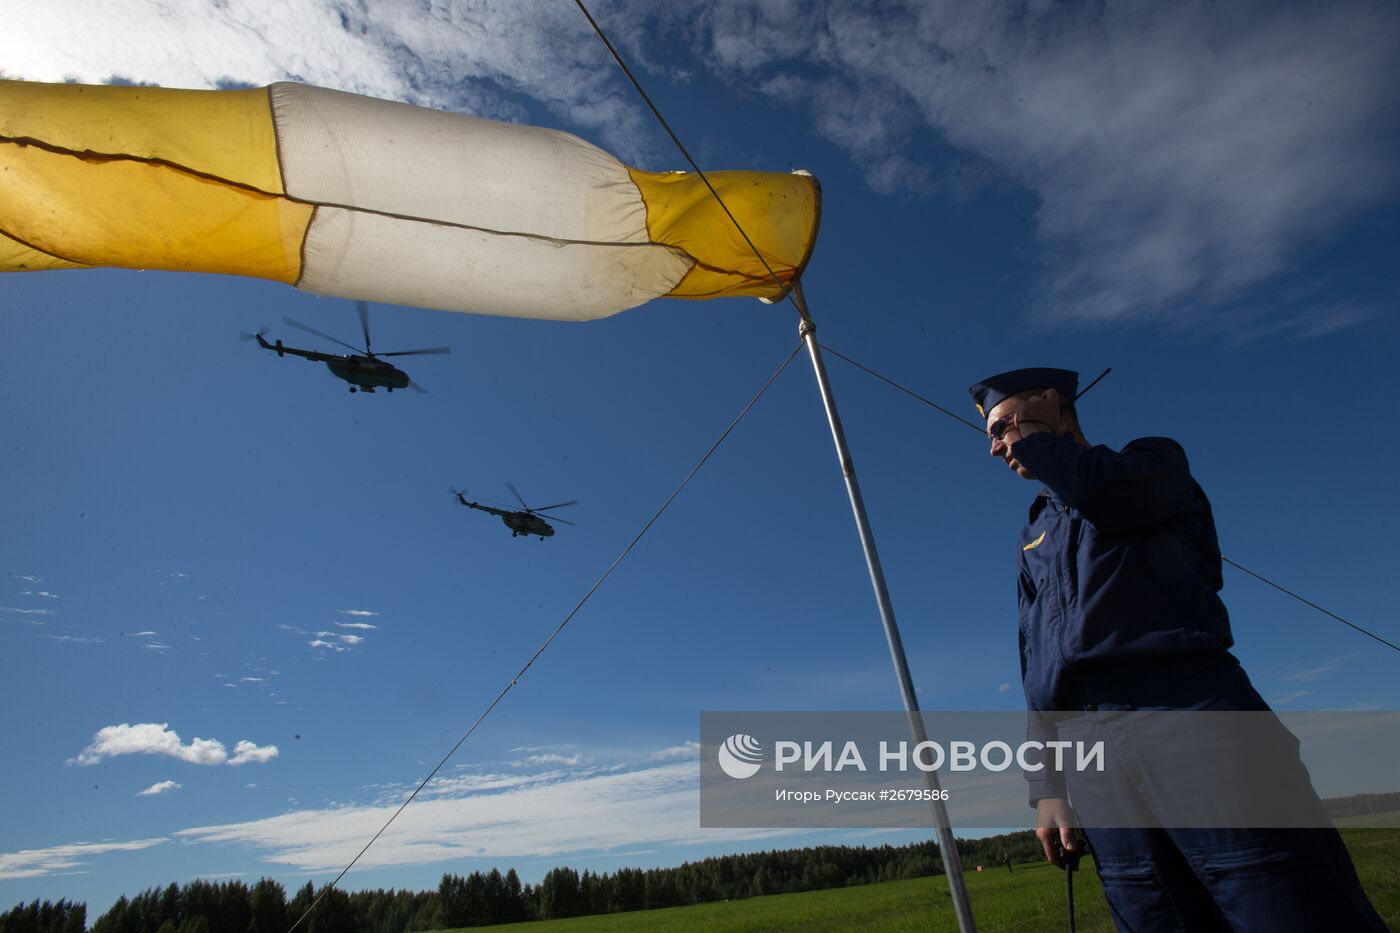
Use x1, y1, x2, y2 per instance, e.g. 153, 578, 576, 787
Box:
968, 367, 1078, 420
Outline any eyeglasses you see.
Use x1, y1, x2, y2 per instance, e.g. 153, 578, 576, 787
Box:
987, 404, 1070, 443
987, 413, 1018, 442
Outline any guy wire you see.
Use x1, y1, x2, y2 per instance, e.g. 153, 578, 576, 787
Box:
819, 344, 1400, 656
1222, 557, 1399, 654
570, 0, 798, 312
287, 342, 804, 933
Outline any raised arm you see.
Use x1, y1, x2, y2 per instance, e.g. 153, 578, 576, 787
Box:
1010, 434, 1195, 531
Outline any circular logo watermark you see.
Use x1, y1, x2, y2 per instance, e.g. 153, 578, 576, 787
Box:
717, 733, 764, 779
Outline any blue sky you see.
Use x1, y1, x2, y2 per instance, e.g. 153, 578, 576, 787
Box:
3, 0, 1399, 917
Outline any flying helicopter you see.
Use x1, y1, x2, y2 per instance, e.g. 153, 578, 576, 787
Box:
451, 484, 578, 540
244, 301, 449, 393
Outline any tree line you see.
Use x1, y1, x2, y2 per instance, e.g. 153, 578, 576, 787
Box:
2, 831, 1043, 932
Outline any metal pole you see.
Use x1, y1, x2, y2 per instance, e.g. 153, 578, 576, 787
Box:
792, 282, 977, 933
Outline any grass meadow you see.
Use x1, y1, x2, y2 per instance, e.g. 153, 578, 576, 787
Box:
462, 828, 1400, 932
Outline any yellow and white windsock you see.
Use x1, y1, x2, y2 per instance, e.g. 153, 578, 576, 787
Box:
0, 80, 820, 320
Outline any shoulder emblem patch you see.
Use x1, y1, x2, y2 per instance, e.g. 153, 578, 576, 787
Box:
1022, 531, 1046, 551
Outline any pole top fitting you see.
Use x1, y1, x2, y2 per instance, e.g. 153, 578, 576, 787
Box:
791, 281, 816, 339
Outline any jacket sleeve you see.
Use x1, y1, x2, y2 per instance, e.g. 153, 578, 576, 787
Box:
1009, 434, 1195, 532
1025, 711, 1066, 806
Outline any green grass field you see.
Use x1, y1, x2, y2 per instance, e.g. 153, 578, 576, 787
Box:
461, 829, 1400, 932
1336, 811, 1400, 829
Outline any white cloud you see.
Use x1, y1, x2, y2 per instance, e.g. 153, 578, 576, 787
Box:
21, 590, 59, 599
997, 683, 1012, 694
12, 575, 41, 583
309, 630, 366, 652
0, 838, 166, 881
127, 631, 158, 638
176, 749, 782, 872
1280, 656, 1352, 684
9, 746, 795, 882
143, 642, 172, 653
2, 0, 656, 158
137, 780, 181, 797
514, 753, 588, 768
71, 723, 279, 767
649, 742, 700, 761
1, 606, 52, 617
41, 634, 102, 645
685, 0, 1400, 328
229, 741, 279, 766
336, 622, 378, 631
338, 610, 379, 618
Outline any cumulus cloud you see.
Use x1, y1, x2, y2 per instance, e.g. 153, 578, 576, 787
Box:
138, 780, 181, 797
229, 741, 279, 766
71, 723, 279, 767
0, 838, 166, 881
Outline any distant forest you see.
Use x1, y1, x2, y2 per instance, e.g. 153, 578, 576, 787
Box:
0, 831, 1042, 932
9, 791, 1399, 932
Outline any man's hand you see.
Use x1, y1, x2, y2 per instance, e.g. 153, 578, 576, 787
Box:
1035, 797, 1080, 866
1014, 388, 1065, 437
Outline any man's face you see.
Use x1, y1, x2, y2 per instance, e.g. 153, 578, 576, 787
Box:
986, 390, 1040, 480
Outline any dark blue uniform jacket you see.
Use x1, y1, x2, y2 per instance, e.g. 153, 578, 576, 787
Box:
1010, 433, 1235, 802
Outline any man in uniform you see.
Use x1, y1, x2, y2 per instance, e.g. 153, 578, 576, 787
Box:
970, 367, 1386, 932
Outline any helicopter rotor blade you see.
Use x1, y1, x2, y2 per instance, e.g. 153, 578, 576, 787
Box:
533, 500, 578, 512
408, 381, 429, 395
378, 347, 452, 358
282, 316, 364, 355
356, 300, 372, 355
505, 482, 529, 510
546, 515, 579, 527
237, 328, 267, 342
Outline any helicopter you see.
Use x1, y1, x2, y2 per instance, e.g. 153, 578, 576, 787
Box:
244, 301, 449, 393
452, 484, 578, 540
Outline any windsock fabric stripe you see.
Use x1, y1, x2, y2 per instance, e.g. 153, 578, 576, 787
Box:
0, 79, 820, 319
